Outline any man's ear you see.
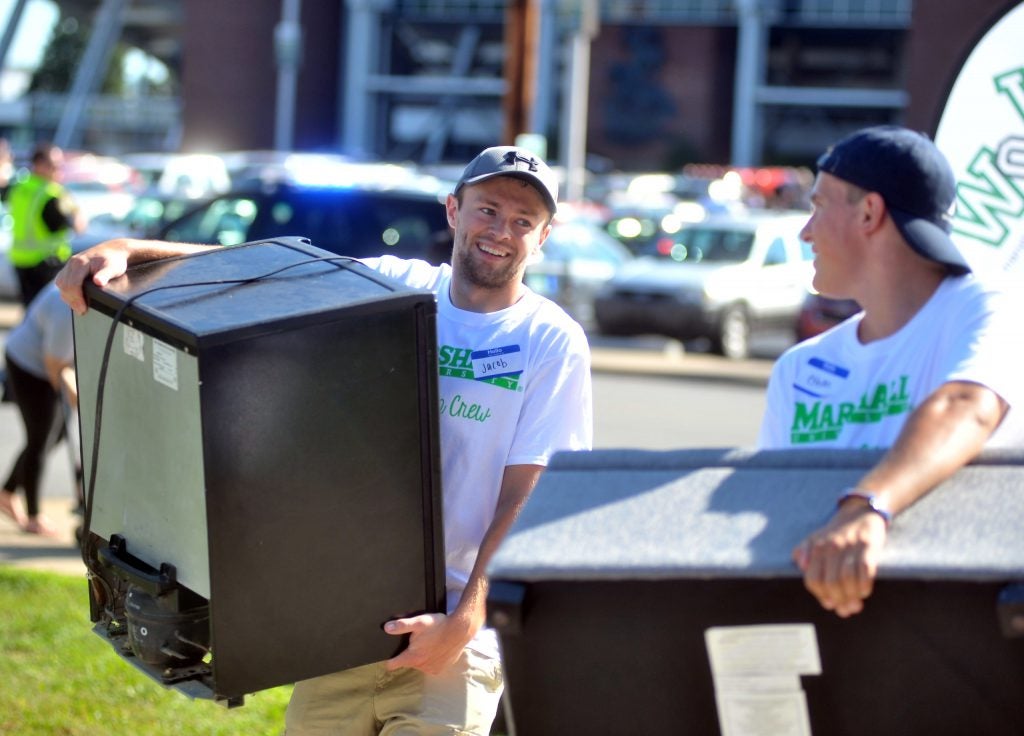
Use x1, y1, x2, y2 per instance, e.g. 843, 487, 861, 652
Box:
535, 222, 552, 252
861, 191, 888, 235
445, 194, 459, 229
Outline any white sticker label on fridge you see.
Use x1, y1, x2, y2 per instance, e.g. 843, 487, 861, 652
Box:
152, 340, 179, 391
123, 326, 145, 362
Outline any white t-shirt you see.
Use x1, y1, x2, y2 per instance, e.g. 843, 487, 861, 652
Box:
758, 274, 1023, 450
364, 256, 594, 652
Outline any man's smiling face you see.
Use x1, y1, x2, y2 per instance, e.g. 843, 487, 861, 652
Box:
447, 176, 551, 292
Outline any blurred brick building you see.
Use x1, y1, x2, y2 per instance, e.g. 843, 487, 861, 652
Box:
10, 0, 1019, 170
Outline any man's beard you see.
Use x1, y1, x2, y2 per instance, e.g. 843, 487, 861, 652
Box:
455, 240, 524, 289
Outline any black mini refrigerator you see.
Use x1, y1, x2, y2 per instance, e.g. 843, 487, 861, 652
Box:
73, 237, 445, 706
487, 448, 1024, 736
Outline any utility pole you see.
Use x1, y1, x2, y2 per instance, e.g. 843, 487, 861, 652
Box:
731, 0, 765, 166
562, 0, 598, 202
274, 0, 303, 151
502, 0, 539, 145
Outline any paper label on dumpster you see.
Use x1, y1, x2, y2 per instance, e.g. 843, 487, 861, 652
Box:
122, 326, 145, 362
706, 624, 821, 736
715, 689, 812, 736
706, 624, 821, 677
714, 674, 802, 692
152, 340, 179, 391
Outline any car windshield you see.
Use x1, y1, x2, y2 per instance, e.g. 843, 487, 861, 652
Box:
161, 185, 453, 262
648, 227, 754, 263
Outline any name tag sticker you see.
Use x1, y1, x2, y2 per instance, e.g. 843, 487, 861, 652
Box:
794, 356, 849, 399
471, 345, 523, 380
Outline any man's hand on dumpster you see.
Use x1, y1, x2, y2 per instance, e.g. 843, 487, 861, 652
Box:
792, 503, 888, 618
383, 612, 473, 675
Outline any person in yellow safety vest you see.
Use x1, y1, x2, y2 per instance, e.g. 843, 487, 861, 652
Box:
5, 143, 86, 307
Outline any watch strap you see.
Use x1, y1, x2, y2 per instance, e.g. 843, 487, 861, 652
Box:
837, 489, 892, 527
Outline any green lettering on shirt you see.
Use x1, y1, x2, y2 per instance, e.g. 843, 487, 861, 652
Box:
789, 375, 914, 444
437, 343, 521, 391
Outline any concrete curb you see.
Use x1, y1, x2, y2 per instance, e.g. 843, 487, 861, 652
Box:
589, 345, 773, 386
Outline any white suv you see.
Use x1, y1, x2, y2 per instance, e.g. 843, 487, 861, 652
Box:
592, 211, 812, 359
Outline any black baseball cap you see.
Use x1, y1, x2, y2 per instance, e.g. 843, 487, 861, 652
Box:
454, 145, 559, 216
816, 125, 970, 275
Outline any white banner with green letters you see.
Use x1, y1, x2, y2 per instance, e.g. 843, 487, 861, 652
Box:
935, 1, 1024, 277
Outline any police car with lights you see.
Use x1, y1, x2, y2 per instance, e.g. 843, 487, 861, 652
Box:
157, 155, 454, 264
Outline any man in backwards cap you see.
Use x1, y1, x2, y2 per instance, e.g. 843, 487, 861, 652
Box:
57, 146, 593, 735
758, 126, 1022, 617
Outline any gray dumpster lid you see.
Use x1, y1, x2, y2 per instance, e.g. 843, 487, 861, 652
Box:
488, 448, 1024, 582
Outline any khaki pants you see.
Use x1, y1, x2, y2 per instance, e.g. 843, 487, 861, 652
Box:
284, 648, 503, 735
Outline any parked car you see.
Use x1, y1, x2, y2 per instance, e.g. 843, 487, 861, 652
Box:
593, 211, 811, 359
523, 219, 633, 329
72, 189, 202, 253
61, 151, 141, 222
602, 210, 671, 255
157, 157, 454, 263
795, 291, 861, 342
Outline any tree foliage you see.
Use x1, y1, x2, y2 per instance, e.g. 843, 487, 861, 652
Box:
29, 14, 127, 94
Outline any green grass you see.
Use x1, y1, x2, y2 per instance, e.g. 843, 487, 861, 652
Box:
0, 567, 291, 736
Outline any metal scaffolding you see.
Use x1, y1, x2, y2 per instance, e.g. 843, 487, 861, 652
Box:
54, 0, 129, 149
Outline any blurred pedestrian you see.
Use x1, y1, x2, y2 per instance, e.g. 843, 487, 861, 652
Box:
5, 142, 86, 307
0, 137, 14, 194
0, 282, 78, 536
758, 126, 1022, 617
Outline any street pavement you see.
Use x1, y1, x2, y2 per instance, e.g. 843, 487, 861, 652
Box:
0, 301, 774, 579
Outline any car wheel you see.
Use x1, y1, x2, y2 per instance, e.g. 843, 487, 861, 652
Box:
713, 304, 751, 360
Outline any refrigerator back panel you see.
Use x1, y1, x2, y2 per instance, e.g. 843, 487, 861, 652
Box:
75, 315, 210, 597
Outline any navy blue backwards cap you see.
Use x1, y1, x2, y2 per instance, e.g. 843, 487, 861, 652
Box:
816, 125, 970, 275
455, 146, 558, 216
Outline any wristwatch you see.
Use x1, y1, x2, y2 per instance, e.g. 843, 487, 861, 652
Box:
837, 489, 892, 527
